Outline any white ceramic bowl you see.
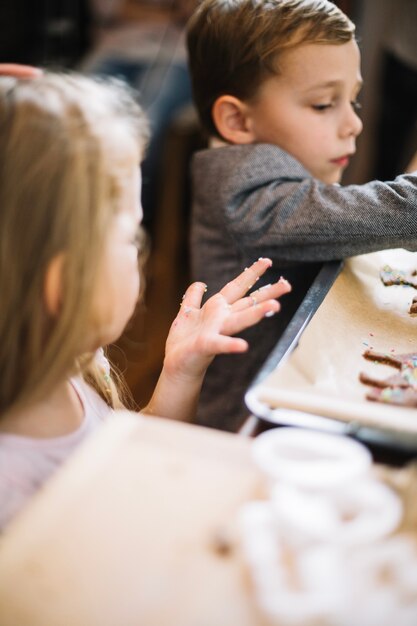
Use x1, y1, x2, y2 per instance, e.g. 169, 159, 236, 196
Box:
252, 426, 372, 489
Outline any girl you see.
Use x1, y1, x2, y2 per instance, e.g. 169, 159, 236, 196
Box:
0, 73, 290, 529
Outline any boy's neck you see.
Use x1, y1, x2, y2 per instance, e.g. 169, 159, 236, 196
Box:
0, 379, 84, 439
209, 136, 228, 148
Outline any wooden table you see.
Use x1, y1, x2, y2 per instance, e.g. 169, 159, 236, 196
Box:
0, 413, 268, 626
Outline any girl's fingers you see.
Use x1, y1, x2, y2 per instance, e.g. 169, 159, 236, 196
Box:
174, 270, 290, 359
222, 299, 281, 336
254, 277, 291, 299
220, 258, 273, 303
231, 277, 291, 312
179, 281, 208, 312
204, 335, 249, 355
0, 64, 42, 78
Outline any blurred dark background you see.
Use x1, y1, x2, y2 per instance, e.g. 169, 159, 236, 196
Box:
0, 1, 357, 70
0, 0, 92, 68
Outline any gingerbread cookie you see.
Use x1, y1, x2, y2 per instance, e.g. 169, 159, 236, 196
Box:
366, 386, 417, 408
380, 265, 417, 289
359, 371, 410, 389
360, 349, 417, 408
362, 349, 417, 370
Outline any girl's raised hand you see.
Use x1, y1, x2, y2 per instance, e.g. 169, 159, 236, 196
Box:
163, 258, 291, 381
0, 64, 42, 78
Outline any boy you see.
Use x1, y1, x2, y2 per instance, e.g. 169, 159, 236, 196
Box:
186, 0, 417, 432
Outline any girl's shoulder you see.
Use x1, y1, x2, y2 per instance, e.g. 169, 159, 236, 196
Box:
71, 376, 113, 427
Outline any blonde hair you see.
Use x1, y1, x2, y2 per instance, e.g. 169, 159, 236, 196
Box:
0, 73, 149, 414
187, 0, 355, 137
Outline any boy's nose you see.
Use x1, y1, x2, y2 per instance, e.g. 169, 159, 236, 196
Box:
340, 106, 363, 139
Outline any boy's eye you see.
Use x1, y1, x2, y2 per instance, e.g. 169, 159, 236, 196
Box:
312, 103, 333, 111
351, 100, 362, 112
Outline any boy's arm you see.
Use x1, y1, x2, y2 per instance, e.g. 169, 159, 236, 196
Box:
142, 260, 291, 421
196, 144, 417, 264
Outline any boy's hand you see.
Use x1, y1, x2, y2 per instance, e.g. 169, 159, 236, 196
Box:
163, 258, 291, 382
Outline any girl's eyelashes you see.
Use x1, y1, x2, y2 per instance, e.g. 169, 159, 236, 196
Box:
132, 230, 142, 250
132, 225, 146, 252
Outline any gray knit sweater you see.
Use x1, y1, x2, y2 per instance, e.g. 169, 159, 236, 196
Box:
191, 143, 417, 432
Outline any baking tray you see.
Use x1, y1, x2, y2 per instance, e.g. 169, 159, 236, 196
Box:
245, 250, 417, 456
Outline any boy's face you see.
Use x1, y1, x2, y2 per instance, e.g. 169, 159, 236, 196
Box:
245, 39, 363, 184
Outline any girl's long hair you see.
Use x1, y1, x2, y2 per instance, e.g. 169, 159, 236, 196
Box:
0, 73, 149, 414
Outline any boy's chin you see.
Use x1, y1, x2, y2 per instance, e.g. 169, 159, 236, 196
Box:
319, 171, 343, 185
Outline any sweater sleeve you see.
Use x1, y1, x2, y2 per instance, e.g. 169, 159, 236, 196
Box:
195, 144, 417, 264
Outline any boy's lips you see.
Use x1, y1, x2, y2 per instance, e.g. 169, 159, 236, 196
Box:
331, 155, 351, 168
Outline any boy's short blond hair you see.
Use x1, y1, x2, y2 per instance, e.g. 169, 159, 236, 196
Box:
186, 0, 355, 138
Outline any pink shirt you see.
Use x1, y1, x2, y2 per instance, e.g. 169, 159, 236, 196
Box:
0, 378, 112, 532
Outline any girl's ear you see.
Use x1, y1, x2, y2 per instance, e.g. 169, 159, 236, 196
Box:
212, 95, 256, 144
44, 253, 64, 317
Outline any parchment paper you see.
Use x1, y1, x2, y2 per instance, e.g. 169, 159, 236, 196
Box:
251, 249, 417, 434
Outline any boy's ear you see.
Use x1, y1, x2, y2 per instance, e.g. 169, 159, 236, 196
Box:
44, 253, 64, 317
212, 95, 256, 144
